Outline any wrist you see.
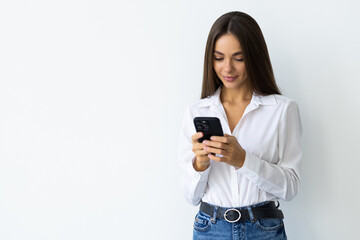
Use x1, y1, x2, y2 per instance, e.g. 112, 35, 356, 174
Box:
235, 150, 246, 169
193, 159, 210, 172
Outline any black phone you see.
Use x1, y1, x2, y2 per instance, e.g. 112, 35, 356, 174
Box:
193, 117, 224, 143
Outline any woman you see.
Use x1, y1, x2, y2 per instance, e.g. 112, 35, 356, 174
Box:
178, 11, 302, 239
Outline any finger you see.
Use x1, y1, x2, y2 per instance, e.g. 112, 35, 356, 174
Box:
203, 140, 227, 150
196, 153, 210, 161
193, 142, 206, 152
204, 146, 226, 155
191, 132, 202, 142
191, 132, 203, 143
194, 148, 210, 156
207, 153, 223, 162
209, 135, 231, 143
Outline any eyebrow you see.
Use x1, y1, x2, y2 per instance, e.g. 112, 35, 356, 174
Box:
214, 50, 243, 56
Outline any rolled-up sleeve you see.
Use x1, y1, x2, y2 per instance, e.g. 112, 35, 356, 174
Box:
238, 100, 303, 201
178, 104, 211, 206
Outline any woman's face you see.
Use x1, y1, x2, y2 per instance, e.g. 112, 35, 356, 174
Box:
213, 33, 248, 89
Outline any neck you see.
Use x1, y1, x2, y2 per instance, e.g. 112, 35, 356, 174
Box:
220, 83, 253, 104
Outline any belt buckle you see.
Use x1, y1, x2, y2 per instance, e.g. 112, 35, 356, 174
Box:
224, 208, 241, 223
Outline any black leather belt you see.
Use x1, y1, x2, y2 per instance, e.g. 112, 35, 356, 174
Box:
200, 201, 284, 223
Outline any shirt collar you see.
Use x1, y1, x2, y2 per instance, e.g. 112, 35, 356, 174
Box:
199, 85, 277, 108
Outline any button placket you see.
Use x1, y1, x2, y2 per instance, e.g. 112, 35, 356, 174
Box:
210, 100, 260, 207
231, 167, 239, 206
229, 102, 259, 206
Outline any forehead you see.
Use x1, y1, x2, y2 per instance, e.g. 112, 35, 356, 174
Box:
214, 33, 242, 52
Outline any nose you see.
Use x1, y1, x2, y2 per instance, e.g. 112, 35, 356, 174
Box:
224, 59, 234, 73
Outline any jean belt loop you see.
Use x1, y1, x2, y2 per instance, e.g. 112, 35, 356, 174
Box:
211, 206, 218, 223
247, 206, 255, 223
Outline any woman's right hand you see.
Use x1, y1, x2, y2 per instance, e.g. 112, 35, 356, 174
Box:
191, 132, 210, 172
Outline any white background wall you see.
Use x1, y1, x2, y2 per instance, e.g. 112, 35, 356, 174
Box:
1, 0, 360, 239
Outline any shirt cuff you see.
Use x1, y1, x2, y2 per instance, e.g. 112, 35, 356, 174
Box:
237, 151, 261, 176
189, 156, 211, 181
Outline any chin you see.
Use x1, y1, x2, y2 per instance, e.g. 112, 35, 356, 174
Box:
222, 81, 242, 89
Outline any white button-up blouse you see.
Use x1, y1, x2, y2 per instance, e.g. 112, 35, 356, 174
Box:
178, 85, 303, 208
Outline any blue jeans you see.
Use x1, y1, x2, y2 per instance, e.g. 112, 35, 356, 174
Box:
193, 201, 287, 240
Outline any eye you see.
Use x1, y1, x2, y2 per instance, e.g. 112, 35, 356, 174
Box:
235, 59, 244, 62
214, 58, 223, 61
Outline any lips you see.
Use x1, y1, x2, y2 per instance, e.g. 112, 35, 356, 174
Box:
223, 76, 238, 82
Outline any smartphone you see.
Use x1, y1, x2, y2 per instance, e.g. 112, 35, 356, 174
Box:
193, 117, 224, 143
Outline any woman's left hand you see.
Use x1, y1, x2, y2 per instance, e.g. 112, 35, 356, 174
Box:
203, 133, 246, 169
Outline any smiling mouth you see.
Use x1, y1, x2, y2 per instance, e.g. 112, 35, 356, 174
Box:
223, 76, 238, 81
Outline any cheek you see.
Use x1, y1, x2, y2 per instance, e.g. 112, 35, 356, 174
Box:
237, 64, 247, 74
213, 62, 221, 74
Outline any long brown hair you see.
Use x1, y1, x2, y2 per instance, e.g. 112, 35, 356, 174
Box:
201, 11, 281, 99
